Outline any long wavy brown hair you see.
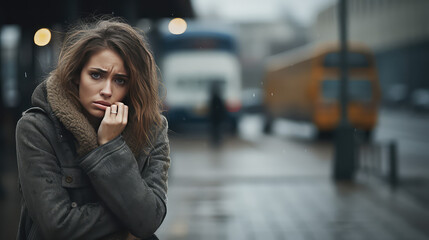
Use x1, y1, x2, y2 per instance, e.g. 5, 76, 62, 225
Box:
53, 17, 162, 151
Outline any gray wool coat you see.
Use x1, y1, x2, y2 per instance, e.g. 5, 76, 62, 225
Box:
16, 80, 170, 240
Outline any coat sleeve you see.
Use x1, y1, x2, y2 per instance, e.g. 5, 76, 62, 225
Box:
16, 113, 123, 240
78, 116, 170, 239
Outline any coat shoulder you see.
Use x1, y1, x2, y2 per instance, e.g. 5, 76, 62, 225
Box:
16, 107, 56, 142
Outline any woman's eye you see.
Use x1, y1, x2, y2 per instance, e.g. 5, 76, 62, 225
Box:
90, 72, 101, 79
115, 78, 126, 85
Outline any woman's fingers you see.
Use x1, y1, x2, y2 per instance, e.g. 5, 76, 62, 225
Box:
116, 103, 123, 121
98, 103, 128, 145
123, 105, 128, 125
111, 102, 128, 125
105, 106, 111, 118
111, 104, 118, 116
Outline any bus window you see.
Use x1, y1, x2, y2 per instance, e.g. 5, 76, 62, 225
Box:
323, 52, 370, 68
322, 79, 373, 101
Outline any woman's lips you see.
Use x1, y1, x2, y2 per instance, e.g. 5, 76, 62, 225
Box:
93, 101, 111, 110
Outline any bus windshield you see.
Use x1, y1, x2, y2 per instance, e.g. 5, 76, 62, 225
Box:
323, 52, 370, 68
163, 32, 237, 53
322, 79, 372, 101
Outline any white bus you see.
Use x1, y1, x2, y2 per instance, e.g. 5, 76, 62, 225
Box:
160, 29, 242, 132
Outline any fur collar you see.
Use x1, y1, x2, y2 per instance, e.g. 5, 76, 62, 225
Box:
46, 76, 140, 157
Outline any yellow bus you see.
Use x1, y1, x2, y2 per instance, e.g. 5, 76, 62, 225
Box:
263, 43, 381, 138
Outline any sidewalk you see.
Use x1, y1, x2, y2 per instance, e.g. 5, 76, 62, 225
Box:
156, 133, 429, 240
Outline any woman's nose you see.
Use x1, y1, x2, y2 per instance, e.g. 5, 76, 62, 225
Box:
100, 81, 112, 97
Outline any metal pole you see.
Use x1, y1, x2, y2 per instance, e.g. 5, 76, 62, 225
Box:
339, 0, 348, 122
333, 0, 356, 181
388, 141, 398, 188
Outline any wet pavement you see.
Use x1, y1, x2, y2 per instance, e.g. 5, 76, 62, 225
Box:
156, 137, 429, 240
155, 110, 429, 240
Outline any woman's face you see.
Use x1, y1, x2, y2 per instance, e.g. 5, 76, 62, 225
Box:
78, 49, 130, 119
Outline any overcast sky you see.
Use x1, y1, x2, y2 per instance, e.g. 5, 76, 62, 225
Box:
192, 0, 335, 26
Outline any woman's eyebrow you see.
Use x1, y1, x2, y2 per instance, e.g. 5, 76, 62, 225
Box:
115, 73, 129, 78
90, 67, 108, 73
89, 67, 128, 78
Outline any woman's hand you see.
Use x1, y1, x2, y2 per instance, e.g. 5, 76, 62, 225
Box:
97, 102, 128, 145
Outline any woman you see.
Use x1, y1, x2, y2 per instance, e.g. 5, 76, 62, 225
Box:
15, 18, 170, 240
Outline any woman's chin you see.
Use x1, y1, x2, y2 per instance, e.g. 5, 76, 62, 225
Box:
91, 111, 105, 119
84, 108, 104, 122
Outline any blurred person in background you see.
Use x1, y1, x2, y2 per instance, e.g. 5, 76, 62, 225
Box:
15, 18, 170, 240
209, 81, 227, 147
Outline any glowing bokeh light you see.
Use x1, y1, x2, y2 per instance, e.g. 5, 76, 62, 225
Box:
34, 28, 51, 46
168, 18, 187, 35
